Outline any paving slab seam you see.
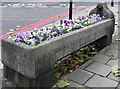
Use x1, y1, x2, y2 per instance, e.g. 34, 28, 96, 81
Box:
80, 60, 95, 70
105, 61, 117, 67
67, 79, 84, 86
68, 80, 92, 89
107, 76, 120, 83
115, 83, 120, 89
105, 59, 112, 65
92, 58, 111, 65
82, 74, 95, 85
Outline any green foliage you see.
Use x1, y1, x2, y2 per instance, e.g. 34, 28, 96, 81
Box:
111, 65, 120, 77
76, 85, 85, 89
54, 42, 100, 80
16, 25, 21, 28
108, 54, 117, 60
116, 39, 120, 42
56, 80, 70, 88
9, 29, 15, 31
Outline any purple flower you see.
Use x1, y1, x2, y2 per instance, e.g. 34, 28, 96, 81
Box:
39, 37, 44, 41
17, 38, 22, 42
46, 36, 51, 40
77, 16, 81, 19
71, 24, 74, 28
56, 34, 60, 37
97, 14, 100, 17
66, 21, 70, 24
41, 33, 44, 36
37, 32, 40, 37
20, 33, 26, 38
32, 38, 36, 41
76, 25, 78, 28
82, 16, 85, 19
71, 21, 74, 24
64, 26, 67, 30
33, 28, 37, 32
57, 29, 60, 34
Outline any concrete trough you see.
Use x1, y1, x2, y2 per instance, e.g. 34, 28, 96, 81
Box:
1, 2, 115, 88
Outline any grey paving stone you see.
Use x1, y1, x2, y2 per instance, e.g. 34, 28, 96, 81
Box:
85, 75, 118, 87
66, 68, 93, 85
0, 69, 3, 89
109, 43, 118, 51
106, 59, 118, 66
85, 62, 111, 77
91, 54, 110, 64
116, 84, 120, 89
105, 49, 118, 58
0, 61, 3, 69
65, 81, 85, 89
108, 72, 120, 82
79, 59, 94, 69
98, 46, 110, 54
112, 35, 118, 43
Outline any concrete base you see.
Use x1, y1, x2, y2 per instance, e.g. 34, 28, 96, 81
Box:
3, 65, 56, 87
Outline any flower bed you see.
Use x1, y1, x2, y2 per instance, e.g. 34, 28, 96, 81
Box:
8, 14, 108, 46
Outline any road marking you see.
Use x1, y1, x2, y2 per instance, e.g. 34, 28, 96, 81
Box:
0, 6, 91, 41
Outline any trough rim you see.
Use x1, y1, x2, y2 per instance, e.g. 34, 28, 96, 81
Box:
2, 19, 112, 50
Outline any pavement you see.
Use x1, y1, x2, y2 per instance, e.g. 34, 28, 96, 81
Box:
0, 2, 119, 89
51, 5, 120, 89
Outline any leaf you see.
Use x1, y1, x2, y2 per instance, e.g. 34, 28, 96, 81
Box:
108, 54, 117, 60
88, 52, 97, 55
7, 32, 13, 35
56, 80, 70, 88
76, 85, 85, 89
16, 25, 21, 28
78, 59, 84, 63
111, 65, 120, 77
116, 39, 120, 42
9, 29, 15, 31
69, 70, 73, 73
111, 70, 119, 74
115, 73, 120, 77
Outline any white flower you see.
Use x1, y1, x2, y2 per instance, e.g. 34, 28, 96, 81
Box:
33, 32, 37, 36
84, 22, 87, 25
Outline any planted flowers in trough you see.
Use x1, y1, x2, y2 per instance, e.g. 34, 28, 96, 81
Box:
2, 2, 115, 87
8, 14, 108, 46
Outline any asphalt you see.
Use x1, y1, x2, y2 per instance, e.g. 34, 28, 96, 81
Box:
0, 2, 119, 89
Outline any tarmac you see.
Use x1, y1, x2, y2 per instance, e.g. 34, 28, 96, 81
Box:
0, 4, 119, 89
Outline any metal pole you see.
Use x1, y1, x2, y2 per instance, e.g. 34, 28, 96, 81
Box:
111, 0, 114, 7
69, 0, 72, 20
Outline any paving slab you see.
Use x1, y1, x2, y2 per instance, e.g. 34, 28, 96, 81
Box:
108, 72, 120, 82
85, 62, 111, 77
98, 46, 110, 54
109, 43, 118, 51
106, 59, 118, 66
66, 68, 94, 85
116, 84, 120, 89
85, 75, 118, 87
91, 54, 110, 64
0, 61, 3, 69
65, 81, 88, 89
0, 69, 2, 89
105, 49, 118, 58
112, 35, 119, 43
79, 59, 94, 70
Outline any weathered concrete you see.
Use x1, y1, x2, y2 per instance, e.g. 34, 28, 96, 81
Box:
1, 2, 115, 87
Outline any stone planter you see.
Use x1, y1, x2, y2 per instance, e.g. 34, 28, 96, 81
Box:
1, 2, 115, 88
